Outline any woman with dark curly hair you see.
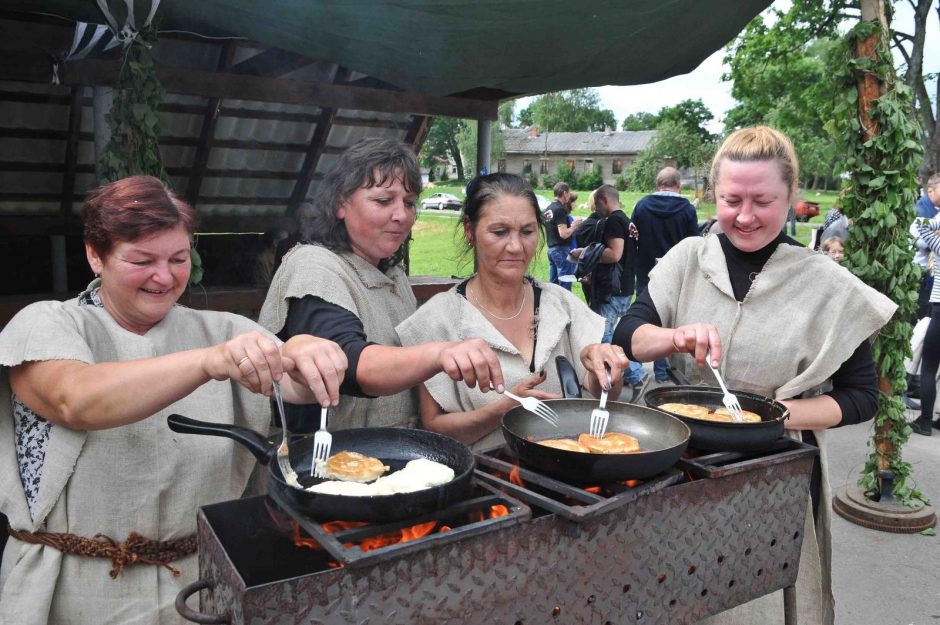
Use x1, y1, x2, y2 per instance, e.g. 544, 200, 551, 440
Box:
260, 137, 504, 432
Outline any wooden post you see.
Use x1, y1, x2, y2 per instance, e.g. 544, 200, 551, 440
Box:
857, 0, 893, 473
477, 119, 492, 176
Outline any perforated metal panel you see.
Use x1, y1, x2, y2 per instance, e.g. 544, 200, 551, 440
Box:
194, 448, 814, 625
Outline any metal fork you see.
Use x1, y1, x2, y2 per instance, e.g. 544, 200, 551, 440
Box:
589, 367, 612, 438
272, 381, 302, 488
498, 387, 560, 427
311, 406, 332, 478
704, 349, 744, 422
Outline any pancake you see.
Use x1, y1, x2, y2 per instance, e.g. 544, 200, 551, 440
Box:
371, 459, 455, 495
577, 432, 641, 454
306, 480, 376, 496
697, 411, 732, 422
539, 438, 591, 453
713, 407, 762, 423
658, 403, 710, 419
322, 450, 390, 483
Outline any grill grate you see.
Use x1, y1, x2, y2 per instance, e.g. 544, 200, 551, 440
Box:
474, 446, 684, 522
677, 437, 817, 479
267, 479, 530, 567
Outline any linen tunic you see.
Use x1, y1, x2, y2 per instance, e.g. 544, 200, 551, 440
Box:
648, 235, 896, 625
396, 280, 605, 450
259, 244, 418, 430
0, 299, 273, 625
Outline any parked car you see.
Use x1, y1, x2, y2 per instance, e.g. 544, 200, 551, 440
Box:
421, 192, 463, 211
794, 201, 820, 222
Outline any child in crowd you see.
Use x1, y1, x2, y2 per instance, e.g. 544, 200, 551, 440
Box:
821, 236, 844, 263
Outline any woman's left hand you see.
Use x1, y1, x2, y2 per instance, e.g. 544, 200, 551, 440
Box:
580, 343, 630, 390
281, 335, 348, 407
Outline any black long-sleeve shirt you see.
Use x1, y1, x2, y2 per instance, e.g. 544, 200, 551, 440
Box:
613, 232, 879, 427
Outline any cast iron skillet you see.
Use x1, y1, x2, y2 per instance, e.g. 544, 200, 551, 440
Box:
166, 415, 475, 522
644, 385, 789, 452
500, 357, 690, 482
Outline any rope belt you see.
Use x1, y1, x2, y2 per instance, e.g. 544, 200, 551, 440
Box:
8, 528, 196, 579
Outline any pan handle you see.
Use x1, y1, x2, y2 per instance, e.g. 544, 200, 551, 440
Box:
555, 355, 582, 399
167, 414, 273, 465
175, 579, 230, 624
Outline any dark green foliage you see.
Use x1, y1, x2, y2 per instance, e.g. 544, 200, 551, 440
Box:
829, 20, 926, 506
98, 32, 167, 184
575, 164, 603, 191
518, 89, 616, 133
97, 31, 204, 286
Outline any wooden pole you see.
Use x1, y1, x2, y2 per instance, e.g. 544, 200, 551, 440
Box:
857, 0, 893, 474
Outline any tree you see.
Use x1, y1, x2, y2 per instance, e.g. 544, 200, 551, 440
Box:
517, 88, 616, 132
498, 99, 516, 128
420, 117, 467, 181
725, 0, 939, 178
657, 99, 716, 143
625, 120, 717, 191
621, 111, 659, 131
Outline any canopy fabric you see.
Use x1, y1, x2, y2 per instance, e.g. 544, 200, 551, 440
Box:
10, 0, 772, 98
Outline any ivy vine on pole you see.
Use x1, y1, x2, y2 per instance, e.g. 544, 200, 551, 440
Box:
98, 27, 167, 185
828, 19, 926, 505
96, 26, 203, 285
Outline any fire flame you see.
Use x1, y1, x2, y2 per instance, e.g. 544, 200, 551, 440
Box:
509, 466, 523, 487
290, 505, 509, 554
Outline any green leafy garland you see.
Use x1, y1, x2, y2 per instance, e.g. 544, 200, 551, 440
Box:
827, 19, 926, 505
97, 28, 203, 285
98, 29, 167, 184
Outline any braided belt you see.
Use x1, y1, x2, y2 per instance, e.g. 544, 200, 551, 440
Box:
8, 528, 197, 579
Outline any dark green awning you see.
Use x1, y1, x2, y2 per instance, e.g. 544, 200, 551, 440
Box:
8, 0, 771, 98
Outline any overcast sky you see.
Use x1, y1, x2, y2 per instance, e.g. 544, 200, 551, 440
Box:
519, 1, 939, 134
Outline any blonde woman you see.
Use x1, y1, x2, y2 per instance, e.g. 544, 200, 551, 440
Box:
614, 127, 896, 625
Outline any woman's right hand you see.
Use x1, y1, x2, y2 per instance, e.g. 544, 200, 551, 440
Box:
438, 338, 505, 393
671, 322, 722, 367
203, 331, 285, 394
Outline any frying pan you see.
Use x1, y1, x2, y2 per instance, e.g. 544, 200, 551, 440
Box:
644, 386, 789, 452
166, 415, 475, 522
500, 357, 690, 483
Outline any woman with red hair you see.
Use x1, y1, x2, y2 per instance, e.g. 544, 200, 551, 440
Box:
0, 175, 346, 624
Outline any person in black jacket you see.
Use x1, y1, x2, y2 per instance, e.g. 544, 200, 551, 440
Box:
591, 184, 648, 398
631, 167, 699, 382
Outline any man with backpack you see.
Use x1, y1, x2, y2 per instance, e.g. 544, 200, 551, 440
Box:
585, 184, 648, 399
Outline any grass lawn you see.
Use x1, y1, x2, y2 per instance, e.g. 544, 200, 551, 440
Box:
412, 183, 840, 283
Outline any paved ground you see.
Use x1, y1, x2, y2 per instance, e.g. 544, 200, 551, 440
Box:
641, 371, 940, 625
828, 408, 940, 625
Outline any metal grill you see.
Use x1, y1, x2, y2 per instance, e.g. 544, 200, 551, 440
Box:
474, 446, 684, 522
184, 439, 817, 625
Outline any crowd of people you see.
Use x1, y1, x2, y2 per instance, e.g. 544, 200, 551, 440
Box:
0, 127, 929, 625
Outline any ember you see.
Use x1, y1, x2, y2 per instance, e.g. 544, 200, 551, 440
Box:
290, 505, 510, 554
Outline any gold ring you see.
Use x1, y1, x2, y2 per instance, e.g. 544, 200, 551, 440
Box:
238, 356, 251, 367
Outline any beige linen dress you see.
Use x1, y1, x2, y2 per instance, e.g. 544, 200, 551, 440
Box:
396, 279, 605, 450
647, 235, 897, 625
0, 296, 273, 625
259, 244, 418, 429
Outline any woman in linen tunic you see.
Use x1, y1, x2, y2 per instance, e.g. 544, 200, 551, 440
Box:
397, 173, 627, 449
0, 177, 345, 625
260, 138, 505, 432
615, 127, 896, 625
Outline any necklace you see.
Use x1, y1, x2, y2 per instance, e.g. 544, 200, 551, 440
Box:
470, 282, 528, 320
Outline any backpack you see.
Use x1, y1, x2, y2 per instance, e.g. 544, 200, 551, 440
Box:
574, 215, 608, 280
